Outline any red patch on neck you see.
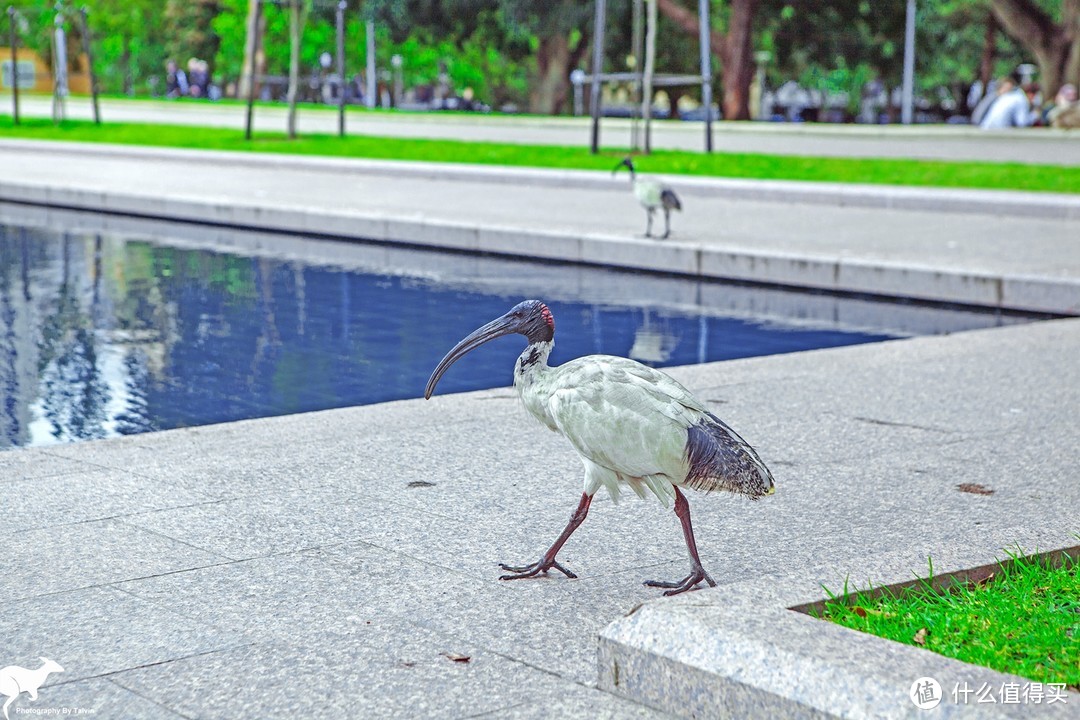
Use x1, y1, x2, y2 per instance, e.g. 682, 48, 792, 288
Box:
540, 305, 554, 332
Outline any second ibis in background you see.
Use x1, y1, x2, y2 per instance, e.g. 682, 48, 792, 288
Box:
613, 157, 683, 239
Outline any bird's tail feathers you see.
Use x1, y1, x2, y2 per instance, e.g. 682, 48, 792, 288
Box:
684, 412, 774, 498
660, 188, 682, 211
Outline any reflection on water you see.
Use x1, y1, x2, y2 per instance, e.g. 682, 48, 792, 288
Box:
0, 208, 1041, 450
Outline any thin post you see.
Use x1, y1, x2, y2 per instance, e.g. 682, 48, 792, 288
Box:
641, 0, 656, 154
336, 1, 346, 136
78, 6, 99, 124
286, 0, 302, 139
697, 0, 712, 151
244, 0, 263, 140
630, 0, 643, 150
51, 7, 67, 124
365, 19, 376, 108
588, 0, 606, 154
7, 7, 18, 125
901, 0, 915, 125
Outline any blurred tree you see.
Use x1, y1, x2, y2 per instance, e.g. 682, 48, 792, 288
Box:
84, 0, 169, 95
655, 0, 759, 120
367, 0, 533, 109
989, 0, 1079, 94
498, 1, 592, 114
165, 0, 223, 78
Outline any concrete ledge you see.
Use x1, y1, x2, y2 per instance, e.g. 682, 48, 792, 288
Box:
598, 529, 1080, 720
3, 180, 1078, 315
3, 138, 1080, 220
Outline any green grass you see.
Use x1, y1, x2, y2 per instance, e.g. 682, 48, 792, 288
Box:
2, 115, 1080, 193
819, 551, 1080, 690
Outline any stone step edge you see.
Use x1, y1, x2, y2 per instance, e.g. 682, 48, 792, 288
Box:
1, 180, 1076, 315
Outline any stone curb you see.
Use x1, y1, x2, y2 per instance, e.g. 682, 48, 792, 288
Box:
3, 138, 1080, 220
598, 525, 1080, 719
2, 179, 1078, 315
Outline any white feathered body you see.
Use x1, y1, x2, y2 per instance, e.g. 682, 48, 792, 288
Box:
513, 341, 772, 506
632, 175, 681, 212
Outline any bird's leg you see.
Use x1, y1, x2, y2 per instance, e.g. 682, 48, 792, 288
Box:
644, 210, 654, 238
499, 492, 592, 581
644, 487, 717, 596
661, 208, 671, 239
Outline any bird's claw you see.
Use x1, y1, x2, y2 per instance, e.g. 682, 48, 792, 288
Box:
499, 558, 578, 581
643, 568, 716, 596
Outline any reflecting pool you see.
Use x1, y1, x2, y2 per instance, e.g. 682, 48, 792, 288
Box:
0, 206, 1042, 449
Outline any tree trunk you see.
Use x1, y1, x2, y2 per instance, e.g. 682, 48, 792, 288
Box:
122, 37, 132, 96
990, 0, 1080, 95
287, 0, 307, 139
529, 33, 588, 115
719, 0, 757, 120
238, 0, 266, 100
656, 0, 758, 121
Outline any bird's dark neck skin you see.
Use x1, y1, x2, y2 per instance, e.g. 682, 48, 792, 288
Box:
516, 339, 553, 378
514, 339, 556, 429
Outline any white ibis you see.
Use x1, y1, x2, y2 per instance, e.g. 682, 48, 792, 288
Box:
424, 300, 775, 595
613, 157, 682, 239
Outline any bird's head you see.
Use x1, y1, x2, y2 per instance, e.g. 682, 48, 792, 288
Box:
424, 300, 555, 399
612, 156, 636, 177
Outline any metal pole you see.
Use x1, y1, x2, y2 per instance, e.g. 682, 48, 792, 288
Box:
7, 7, 18, 125
286, 0, 301, 139
336, 0, 346, 136
365, 19, 376, 108
588, 0, 606, 154
244, 0, 262, 140
78, 6, 100, 124
698, 0, 712, 151
52, 7, 67, 124
630, 0, 643, 150
901, 0, 916, 125
642, 0, 656, 154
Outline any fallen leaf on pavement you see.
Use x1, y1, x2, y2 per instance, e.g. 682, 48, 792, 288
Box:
442, 652, 471, 663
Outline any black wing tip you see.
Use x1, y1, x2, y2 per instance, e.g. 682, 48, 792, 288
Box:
685, 416, 774, 498
661, 188, 682, 211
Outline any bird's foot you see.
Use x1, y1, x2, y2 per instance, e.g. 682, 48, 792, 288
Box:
643, 568, 716, 596
499, 557, 577, 581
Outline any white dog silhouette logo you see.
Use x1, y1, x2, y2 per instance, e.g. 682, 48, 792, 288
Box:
0, 658, 64, 719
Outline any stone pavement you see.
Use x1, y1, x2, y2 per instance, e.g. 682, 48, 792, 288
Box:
2, 311, 1077, 718
4, 93, 1080, 164
0, 139, 1078, 717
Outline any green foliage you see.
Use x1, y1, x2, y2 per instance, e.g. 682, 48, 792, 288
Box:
759, 0, 1029, 102
165, 0, 223, 73
799, 60, 874, 115
821, 551, 1080, 689
6, 1, 1073, 113
2, 114, 1078, 194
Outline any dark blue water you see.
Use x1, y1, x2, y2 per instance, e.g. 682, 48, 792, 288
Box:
0, 218, 1036, 449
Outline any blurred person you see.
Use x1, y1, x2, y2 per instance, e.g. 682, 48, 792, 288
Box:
969, 77, 999, 124
1048, 83, 1079, 128
187, 58, 208, 98
979, 76, 1038, 129
197, 60, 211, 98
165, 59, 188, 99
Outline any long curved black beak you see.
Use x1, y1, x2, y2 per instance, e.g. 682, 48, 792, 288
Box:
424, 313, 519, 399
